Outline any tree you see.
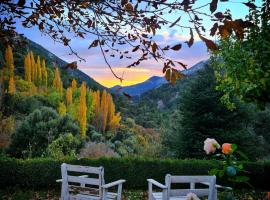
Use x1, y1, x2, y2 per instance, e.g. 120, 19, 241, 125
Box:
92, 89, 121, 132
8, 76, 15, 94
4, 45, 15, 94
30, 51, 35, 81
0, 0, 256, 82
66, 87, 73, 105
52, 67, 63, 94
58, 102, 67, 116
100, 90, 108, 132
71, 79, 77, 91
79, 82, 87, 137
24, 53, 31, 82
41, 59, 47, 87
212, 1, 270, 109
36, 55, 42, 85
7, 107, 80, 158
170, 66, 267, 159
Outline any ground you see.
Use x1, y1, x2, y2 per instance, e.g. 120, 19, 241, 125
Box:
0, 189, 268, 200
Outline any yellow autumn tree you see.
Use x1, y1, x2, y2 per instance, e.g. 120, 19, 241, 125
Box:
79, 82, 87, 137
106, 92, 121, 130
41, 59, 47, 87
24, 53, 31, 82
5, 45, 15, 93
92, 90, 101, 130
8, 76, 15, 94
100, 90, 108, 132
36, 56, 42, 85
58, 102, 67, 116
71, 79, 77, 91
30, 51, 35, 82
53, 67, 63, 93
5, 45, 14, 77
66, 87, 73, 105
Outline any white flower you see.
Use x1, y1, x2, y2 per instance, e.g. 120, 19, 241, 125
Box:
203, 138, 220, 154
186, 192, 200, 200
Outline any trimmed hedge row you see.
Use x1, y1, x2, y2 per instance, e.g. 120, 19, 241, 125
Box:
0, 157, 269, 190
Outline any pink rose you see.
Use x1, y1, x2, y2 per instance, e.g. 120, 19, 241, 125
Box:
204, 138, 220, 154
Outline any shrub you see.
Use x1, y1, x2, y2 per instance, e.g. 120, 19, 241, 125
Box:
7, 107, 80, 158
79, 142, 117, 158
46, 133, 84, 159
0, 157, 269, 190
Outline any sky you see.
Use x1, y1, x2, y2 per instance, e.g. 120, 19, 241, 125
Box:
14, 0, 262, 87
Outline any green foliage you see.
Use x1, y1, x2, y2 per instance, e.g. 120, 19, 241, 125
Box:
46, 89, 63, 108
168, 66, 269, 159
46, 133, 83, 159
7, 107, 80, 158
0, 157, 269, 190
212, 3, 270, 108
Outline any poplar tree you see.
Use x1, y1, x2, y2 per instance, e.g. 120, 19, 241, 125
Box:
53, 68, 63, 93
41, 59, 47, 87
37, 56, 42, 85
30, 51, 35, 82
100, 90, 108, 132
71, 79, 77, 91
79, 82, 87, 137
24, 53, 31, 82
8, 76, 15, 94
66, 87, 73, 105
5, 45, 15, 93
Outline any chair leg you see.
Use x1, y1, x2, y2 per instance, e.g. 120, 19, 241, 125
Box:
148, 182, 152, 200
117, 184, 123, 200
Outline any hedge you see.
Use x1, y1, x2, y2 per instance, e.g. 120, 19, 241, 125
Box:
0, 157, 269, 190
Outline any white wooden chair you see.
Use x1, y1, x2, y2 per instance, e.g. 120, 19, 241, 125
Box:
147, 175, 232, 200
57, 163, 126, 200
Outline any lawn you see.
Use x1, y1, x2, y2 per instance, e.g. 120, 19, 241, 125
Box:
0, 189, 268, 200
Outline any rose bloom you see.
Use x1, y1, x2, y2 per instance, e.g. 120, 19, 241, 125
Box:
186, 192, 199, 200
222, 143, 232, 154
204, 138, 220, 154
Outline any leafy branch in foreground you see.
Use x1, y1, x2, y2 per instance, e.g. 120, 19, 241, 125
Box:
0, 0, 256, 83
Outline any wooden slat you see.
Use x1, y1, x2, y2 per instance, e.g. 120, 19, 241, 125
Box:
68, 175, 100, 185
66, 164, 103, 174
170, 188, 209, 197
170, 175, 214, 183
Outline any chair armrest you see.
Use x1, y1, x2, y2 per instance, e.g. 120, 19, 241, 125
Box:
147, 179, 167, 189
200, 182, 232, 190
102, 180, 126, 189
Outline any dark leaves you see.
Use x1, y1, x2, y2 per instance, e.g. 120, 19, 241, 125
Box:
123, 92, 132, 99
185, 28, 194, 47
210, 23, 218, 36
243, 2, 257, 10
171, 44, 182, 51
199, 34, 217, 50
169, 17, 181, 28
132, 45, 140, 52
210, 0, 218, 13
88, 40, 99, 48
64, 61, 77, 70
17, 0, 26, 7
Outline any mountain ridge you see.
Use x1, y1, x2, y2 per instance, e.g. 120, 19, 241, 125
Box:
110, 60, 208, 97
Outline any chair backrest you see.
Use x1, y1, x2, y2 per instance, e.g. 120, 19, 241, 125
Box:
61, 163, 104, 199
165, 175, 216, 200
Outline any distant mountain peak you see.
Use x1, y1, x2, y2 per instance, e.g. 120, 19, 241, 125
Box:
110, 60, 208, 97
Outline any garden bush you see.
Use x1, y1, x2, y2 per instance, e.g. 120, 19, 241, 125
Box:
0, 157, 269, 190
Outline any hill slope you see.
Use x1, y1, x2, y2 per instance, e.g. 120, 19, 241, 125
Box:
0, 32, 104, 90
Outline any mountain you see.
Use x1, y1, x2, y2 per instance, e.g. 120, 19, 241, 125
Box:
110, 60, 208, 97
0, 31, 104, 90
111, 76, 167, 96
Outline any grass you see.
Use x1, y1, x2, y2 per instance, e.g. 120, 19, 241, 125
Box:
0, 189, 268, 200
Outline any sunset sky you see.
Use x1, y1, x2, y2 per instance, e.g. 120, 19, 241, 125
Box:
14, 0, 261, 87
